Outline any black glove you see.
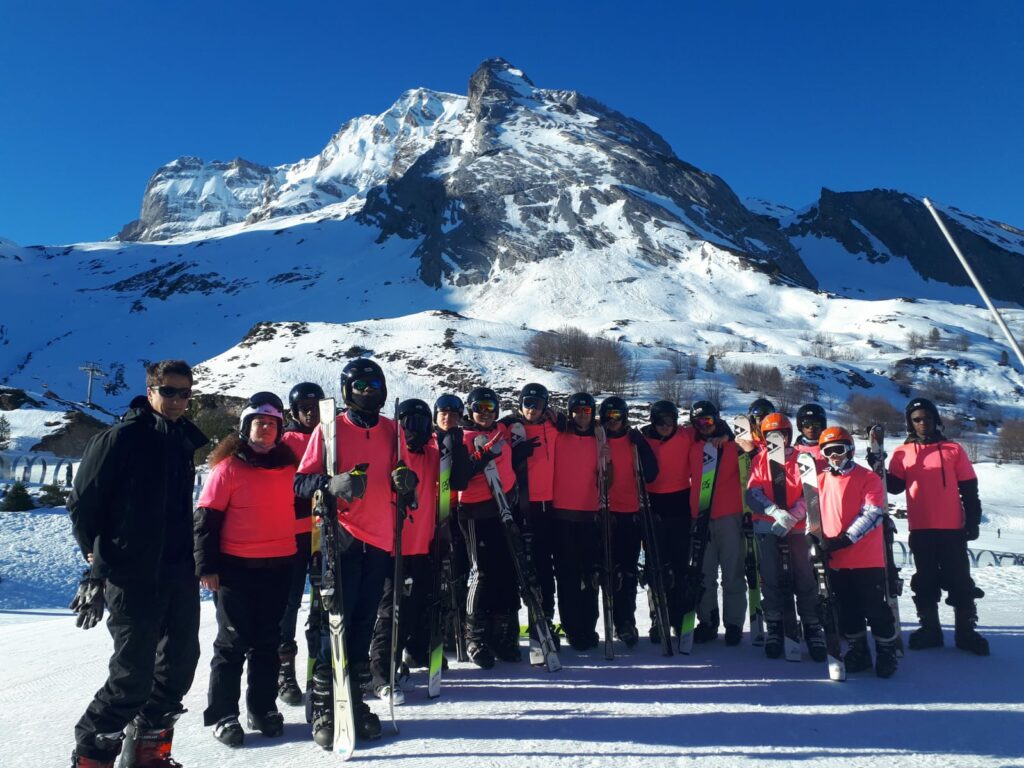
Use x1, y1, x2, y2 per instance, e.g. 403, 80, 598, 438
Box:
964, 523, 980, 542
68, 571, 104, 630
822, 534, 853, 553
514, 435, 541, 463
392, 462, 419, 495
865, 449, 887, 471
328, 463, 369, 502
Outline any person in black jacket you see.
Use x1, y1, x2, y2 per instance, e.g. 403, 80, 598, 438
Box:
68, 360, 208, 768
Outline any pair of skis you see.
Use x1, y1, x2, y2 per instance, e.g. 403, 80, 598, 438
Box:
732, 415, 765, 647
633, 437, 675, 657
868, 425, 905, 657
766, 431, 804, 663
595, 425, 617, 660
475, 434, 562, 672
676, 442, 718, 654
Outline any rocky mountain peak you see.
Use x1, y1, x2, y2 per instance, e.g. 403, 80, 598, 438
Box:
467, 58, 536, 117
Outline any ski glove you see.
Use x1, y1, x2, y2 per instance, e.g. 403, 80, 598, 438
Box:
328, 463, 369, 502
964, 522, 980, 542
69, 571, 104, 630
767, 505, 800, 537
822, 534, 853, 553
391, 463, 419, 495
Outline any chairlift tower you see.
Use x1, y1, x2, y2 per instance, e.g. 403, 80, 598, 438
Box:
79, 362, 106, 405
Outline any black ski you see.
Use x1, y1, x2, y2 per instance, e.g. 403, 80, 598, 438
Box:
387, 399, 415, 730
766, 430, 802, 662
797, 451, 846, 681
634, 440, 674, 657
734, 415, 765, 647
869, 425, 905, 657
475, 435, 561, 672
595, 424, 616, 660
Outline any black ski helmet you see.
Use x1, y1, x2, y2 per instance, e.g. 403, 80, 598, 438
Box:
466, 387, 500, 415
340, 358, 387, 414
238, 391, 285, 443
649, 400, 679, 426
749, 397, 776, 421
567, 392, 596, 413
397, 398, 433, 452
599, 396, 629, 424
433, 393, 464, 419
796, 403, 827, 431
689, 400, 719, 422
288, 382, 325, 414
905, 397, 942, 432
519, 383, 549, 411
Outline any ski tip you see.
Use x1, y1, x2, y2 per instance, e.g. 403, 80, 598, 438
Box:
828, 659, 846, 682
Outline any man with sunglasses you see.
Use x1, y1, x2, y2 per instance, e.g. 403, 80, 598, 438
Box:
550, 392, 603, 650
686, 401, 747, 646
599, 396, 658, 648
794, 403, 828, 469
68, 360, 209, 768
887, 397, 989, 656
499, 383, 564, 664
639, 400, 695, 645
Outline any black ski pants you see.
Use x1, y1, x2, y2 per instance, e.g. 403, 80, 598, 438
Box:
552, 512, 601, 647
369, 553, 433, 688
204, 557, 291, 725
459, 502, 521, 624
75, 576, 200, 760
829, 567, 896, 639
279, 530, 312, 648
611, 512, 641, 634
526, 501, 557, 623
647, 490, 691, 632
909, 529, 978, 608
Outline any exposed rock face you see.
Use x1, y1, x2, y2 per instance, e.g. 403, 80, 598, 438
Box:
30, 410, 108, 457
783, 188, 1024, 304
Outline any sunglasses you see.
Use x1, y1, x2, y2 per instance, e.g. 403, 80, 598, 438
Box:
151, 386, 192, 400
472, 401, 497, 414
351, 379, 383, 393
822, 444, 851, 458
572, 406, 593, 415
603, 410, 624, 421
693, 416, 715, 428
522, 396, 545, 409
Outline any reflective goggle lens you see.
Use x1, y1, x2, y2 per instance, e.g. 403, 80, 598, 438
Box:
153, 386, 192, 400
352, 379, 382, 393
472, 400, 497, 414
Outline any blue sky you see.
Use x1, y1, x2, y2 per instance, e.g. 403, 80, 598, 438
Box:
1, 1, 1021, 245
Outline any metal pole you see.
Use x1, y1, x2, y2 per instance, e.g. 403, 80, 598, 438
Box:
922, 197, 1024, 370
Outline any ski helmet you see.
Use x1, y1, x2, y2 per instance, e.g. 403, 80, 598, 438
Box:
519, 383, 549, 411
567, 392, 596, 414
238, 391, 285, 443
433, 393, 464, 419
649, 400, 679, 427
288, 382, 325, 415
467, 387, 500, 416
599, 396, 629, 424
748, 398, 776, 421
819, 426, 855, 473
340, 359, 387, 415
905, 397, 942, 433
759, 412, 793, 445
689, 400, 719, 431
796, 403, 827, 431
397, 398, 433, 452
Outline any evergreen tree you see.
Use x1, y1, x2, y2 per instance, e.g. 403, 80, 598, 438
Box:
1, 481, 35, 511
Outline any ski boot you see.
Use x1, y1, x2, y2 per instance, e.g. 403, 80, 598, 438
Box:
119, 709, 184, 766
724, 624, 743, 646
465, 614, 496, 669
310, 670, 334, 749
908, 599, 943, 650
567, 630, 599, 651
247, 710, 284, 737
694, 608, 720, 644
374, 681, 405, 706
616, 624, 639, 648
277, 640, 303, 706
72, 753, 115, 768
352, 685, 382, 742
843, 633, 872, 673
804, 622, 828, 663
874, 634, 899, 678
954, 604, 991, 656
492, 611, 523, 662
764, 620, 783, 659
212, 715, 244, 748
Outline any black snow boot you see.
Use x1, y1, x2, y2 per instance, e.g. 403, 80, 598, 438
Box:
764, 620, 783, 659
466, 614, 495, 669
694, 608, 720, 644
843, 633, 872, 673
277, 640, 303, 706
874, 634, 899, 678
492, 611, 523, 663
908, 599, 943, 650
352, 685, 382, 742
310, 669, 334, 749
804, 622, 828, 663
724, 624, 743, 646
954, 604, 991, 656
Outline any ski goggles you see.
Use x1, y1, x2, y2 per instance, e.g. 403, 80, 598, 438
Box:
571, 405, 593, 415
603, 409, 624, 421
822, 443, 852, 458
435, 394, 464, 413
653, 413, 678, 427
351, 379, 383, 393
471, 400, 497, 414
692, 415, 715, 429
150, 385, 192, 400
521, 395, 545, 410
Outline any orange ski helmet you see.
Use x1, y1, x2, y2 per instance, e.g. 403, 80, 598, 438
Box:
818, 426, 854, 450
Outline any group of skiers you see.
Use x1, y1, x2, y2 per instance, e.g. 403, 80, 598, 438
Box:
65, 357, 991, 768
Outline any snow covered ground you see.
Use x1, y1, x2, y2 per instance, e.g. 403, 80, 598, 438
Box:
2, 463, 1023, 767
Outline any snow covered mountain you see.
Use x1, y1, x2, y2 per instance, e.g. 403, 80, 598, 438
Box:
1, 58, 1022, 429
